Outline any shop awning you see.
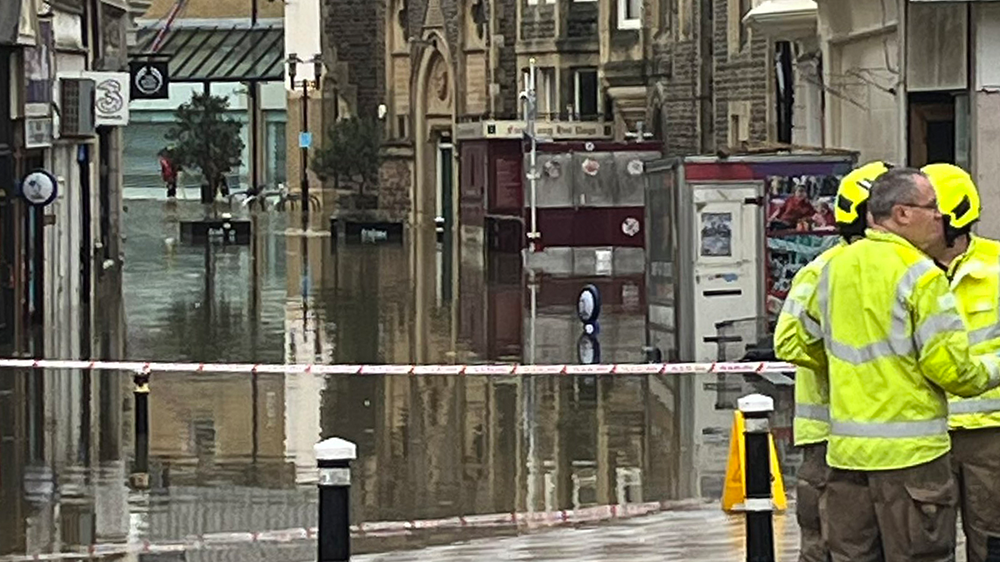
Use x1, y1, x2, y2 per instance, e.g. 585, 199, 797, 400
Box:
132, 22, 284, 83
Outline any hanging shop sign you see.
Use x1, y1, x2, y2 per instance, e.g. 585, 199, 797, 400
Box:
83, 71, 131, 126
129, 60, 170, 100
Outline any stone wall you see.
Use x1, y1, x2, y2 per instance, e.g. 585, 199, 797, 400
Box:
711, 0, 770, 148
377, 150, 413, 222
647, 0, 708, 156
323, 0, 384, 120
647, 0, 772, 156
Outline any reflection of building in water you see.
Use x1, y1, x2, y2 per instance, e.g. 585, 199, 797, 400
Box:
518, 375, 681, 513
284, 299, 329, 485
149, 372, 288, 486
0, 372, 129, 555
327, 240, 685, 519
282, 230, 334, 484
454, 250, 684, 512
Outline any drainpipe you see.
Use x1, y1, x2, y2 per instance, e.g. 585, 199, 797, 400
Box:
489, 0, 497, 118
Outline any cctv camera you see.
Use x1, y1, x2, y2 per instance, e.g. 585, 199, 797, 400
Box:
378, 104, 387, 120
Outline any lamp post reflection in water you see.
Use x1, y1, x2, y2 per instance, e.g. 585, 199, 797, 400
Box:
523, 267, 540, 512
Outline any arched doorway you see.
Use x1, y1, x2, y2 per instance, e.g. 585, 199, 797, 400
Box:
412, 35, 455, 230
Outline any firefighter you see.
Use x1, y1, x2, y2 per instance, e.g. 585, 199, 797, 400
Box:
923, 162, 1000, 562
775, 160, 890, 562
779, 167, 1000, 562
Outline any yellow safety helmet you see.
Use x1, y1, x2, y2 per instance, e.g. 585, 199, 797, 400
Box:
922, 163, 980, 245
835, 161, 892, 238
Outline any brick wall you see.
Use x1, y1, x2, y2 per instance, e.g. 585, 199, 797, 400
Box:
324, 0, 384, 120
521, 4, 557, 41
497, 0, 520, 118
661, 39, 702, 155
647, 0, 706, 156
647, 0, 772, 156
378, 154, 413, 221
565, 1, 598, 39
711, 0, 769, 149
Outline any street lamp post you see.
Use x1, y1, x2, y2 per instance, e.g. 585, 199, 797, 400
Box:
287, 53, 324, 231
521, 58, 539, 253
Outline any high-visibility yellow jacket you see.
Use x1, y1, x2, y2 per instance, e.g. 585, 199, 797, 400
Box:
775, 240, 847, 447
947, 235, 1000, 431
781, 229, 1000, 471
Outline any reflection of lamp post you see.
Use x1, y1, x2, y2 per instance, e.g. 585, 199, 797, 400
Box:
287, 53, 325, 230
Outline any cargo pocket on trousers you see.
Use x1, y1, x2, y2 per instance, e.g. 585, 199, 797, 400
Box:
796, 479, 823, 531
904, 480, 958, 558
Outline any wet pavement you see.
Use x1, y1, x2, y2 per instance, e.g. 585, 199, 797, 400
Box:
354, 506, 803, 562
0, 199, 802, 559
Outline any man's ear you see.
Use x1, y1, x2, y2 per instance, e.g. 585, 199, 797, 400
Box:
892, 204, 910, 224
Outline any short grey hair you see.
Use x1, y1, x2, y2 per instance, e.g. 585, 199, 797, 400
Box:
867, 168, 928, 222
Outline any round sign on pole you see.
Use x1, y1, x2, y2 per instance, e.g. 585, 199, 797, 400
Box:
577, 284, 601, 324
19, 170, 58, 207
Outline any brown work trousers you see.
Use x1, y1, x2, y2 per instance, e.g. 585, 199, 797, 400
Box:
796, 442, 832, 562
821, 453, 957, 562
951, 427, 1000, 562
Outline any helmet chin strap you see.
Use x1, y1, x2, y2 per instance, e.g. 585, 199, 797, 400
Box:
943, 217, 958, 248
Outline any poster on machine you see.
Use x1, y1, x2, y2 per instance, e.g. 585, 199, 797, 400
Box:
764, 172, 844, 318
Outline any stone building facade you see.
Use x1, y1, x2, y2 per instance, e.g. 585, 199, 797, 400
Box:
646, 0, 773, 157
320, 0, 777, 224
322, 0, 520, 225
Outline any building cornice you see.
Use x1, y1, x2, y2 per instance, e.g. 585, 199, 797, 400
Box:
743, 0, 818, 41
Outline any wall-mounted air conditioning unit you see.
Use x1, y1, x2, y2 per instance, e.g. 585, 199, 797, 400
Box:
59, 78, 96, 138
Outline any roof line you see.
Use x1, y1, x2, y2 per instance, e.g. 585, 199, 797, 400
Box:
136, 17, 283, 29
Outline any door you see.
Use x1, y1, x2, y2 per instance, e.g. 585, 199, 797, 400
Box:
437, 139, 454, 232
691, 183, 762, 362
687, 181, 763, 500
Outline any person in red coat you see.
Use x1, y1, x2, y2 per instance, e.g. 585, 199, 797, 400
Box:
159, 148, 179, 198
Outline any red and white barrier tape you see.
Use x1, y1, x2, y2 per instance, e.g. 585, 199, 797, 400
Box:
0, 358, 793, 376
0, 500, 707, 561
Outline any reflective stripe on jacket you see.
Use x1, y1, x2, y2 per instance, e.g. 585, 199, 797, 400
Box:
784, 229, 1000, 471
775, 241, 847, 446
948, 235, 1000, 430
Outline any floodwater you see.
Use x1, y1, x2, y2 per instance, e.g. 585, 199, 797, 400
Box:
0, 199, 798, 560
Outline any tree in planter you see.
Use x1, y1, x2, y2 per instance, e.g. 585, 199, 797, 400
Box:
312, 117, 381, 207
165, 92, 244, 205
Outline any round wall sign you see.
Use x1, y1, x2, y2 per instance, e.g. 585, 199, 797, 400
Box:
20, 170, 58, 206
622, 217, 641, 237
582, 158, 600, 177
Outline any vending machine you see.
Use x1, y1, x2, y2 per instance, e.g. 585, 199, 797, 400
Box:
644, 151, 856, 497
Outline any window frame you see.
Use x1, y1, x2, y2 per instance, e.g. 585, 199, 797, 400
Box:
618, 0, 641, 30
573, 67, 600, 121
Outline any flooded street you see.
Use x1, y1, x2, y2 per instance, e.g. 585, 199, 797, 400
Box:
0, 199, 798, 559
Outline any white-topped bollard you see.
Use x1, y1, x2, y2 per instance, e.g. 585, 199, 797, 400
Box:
315, 438, 357, 562
738, 393, 775, 562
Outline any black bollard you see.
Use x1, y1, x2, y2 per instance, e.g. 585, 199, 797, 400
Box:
315, 437, 357, 562
130, 369, 150, 490
739, 393, 775, 562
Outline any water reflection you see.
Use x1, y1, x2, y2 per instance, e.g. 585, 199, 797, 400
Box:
0, 199, 798, 558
